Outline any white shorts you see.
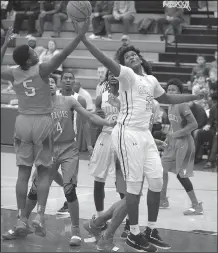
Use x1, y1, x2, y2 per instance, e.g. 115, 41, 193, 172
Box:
89, 131, 116, 180
111, 124, 163, 182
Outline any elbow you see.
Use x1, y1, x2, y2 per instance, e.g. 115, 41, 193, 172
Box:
191, 122, 198, 131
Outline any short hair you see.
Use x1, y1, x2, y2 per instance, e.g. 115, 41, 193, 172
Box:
118, 46, 152, 75
49, 74, 58, 84
196, 54, 205, 60
196, 73, 207, 79
166, 78, 184, 94
13, 45, 30, 66
60, 69, 75, 80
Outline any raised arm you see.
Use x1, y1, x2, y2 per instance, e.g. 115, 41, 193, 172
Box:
39, 20, 90, 78
1, 27, 14, 82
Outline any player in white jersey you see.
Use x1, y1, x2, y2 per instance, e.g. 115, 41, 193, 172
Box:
89, 70, 120, 217
73, 20, 204, 252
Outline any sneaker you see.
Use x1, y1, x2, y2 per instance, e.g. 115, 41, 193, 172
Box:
83, 215, 104, 242
13, 218, 29, 237
11, 33, 18, 38
126, 232, 157, 252
159, 197, 169, 209
2, 225, 33, 240
25, 34, 33, 38
144, 227, 171, 250
183, 202, 204, 216
32, 214, 46, 237
89, 34, 100, 39
69, 227, 82, 246
120, 219, 130, 239
51, 32, 60, 38
33, 32, 42, 37
101, 35, 112, 40
57, 201, 69, 217
97, 235, 121, 252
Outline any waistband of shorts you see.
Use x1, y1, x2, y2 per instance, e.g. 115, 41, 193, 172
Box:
19, 112, 52, 116
116, 123, 149, 132
101, 130, 112, 135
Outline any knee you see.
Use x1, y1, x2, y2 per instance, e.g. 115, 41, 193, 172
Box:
148, 177, 163, 192
94, 176, 106, 183
53, 13, 60, 20
126, 181, 142, 195
122, 16, 132, 23
64, 183, 77, 203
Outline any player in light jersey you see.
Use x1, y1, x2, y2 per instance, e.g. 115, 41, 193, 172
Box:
160, 78, 203, 215
1, 21, 90, 237
73, 20, 205, 251
89, 69, 120, 218
2, 76, 116, 245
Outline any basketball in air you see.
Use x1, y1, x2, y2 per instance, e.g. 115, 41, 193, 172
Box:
67, 1, 92, 22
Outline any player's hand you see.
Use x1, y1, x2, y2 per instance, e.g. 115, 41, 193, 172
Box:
203, 124, 210, 131
96, 109, 105, 118
4, 27, 14, 44
87, 145, 94, 156
155, 139, 167, 150
108, 119, 117, 127
40, 11, 47, 18
93, 12, 100, 17
196, 89, 207, 100
72, 17, 90, 37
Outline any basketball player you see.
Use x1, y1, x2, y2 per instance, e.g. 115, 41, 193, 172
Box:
160, 78, 203, 215
74, 20, 204, 251
2, 76, 115, 245
1, 20, 90, 236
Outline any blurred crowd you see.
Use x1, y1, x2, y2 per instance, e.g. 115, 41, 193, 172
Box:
1, 1, 217, 170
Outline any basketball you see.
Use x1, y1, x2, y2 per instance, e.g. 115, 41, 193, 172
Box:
67, 1, 92, 22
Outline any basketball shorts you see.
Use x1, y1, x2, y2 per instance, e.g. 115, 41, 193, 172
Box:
53, 141, 79, 186
111, 124, 163, 183
161, 135, 195, 178
14, 114, 53, 168
115, 159, 126, 195
89, 131, 116, 180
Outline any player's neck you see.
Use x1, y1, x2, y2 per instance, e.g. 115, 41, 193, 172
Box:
62, 89, 74, 96
133, 66, 143, 76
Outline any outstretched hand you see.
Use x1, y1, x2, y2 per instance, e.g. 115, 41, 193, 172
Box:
4, 27, 14, 45
72, 17, 90, 37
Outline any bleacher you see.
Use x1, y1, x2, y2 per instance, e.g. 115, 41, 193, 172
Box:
2, 0, 218, 102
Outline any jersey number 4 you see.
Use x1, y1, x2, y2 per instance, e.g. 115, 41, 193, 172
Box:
23, 80, 36, 97
57, 122, 63, 133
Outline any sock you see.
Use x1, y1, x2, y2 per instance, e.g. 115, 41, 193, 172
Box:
130, 225, 140, 235
94, 181, 105, 212
97, 211, 104, 217
147, 221, 156, 230
147, 189, 160, 223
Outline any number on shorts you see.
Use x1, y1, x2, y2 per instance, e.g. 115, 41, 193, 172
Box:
57, 122, 63, 133
23, 80, 36, 97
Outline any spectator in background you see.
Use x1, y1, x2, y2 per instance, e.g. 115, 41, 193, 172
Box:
96, 66, 108, 96
209, 50, 217, 70
103, 1, 136, 39
89, 1, 114, 39
1, 1, 9, 20
114, 35, 131, 62
157, 3, 185, 43
27, 36, 46, 58
11, 1, 40, 38
73, 81, 94, 112
34, 1, 68, 38
39, 40, 63, 75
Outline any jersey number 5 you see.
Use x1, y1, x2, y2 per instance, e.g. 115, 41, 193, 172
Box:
23, 80, 36, 97
57, 122, 63, 133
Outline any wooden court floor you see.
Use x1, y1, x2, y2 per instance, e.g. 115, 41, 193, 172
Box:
1, 147, 217, 252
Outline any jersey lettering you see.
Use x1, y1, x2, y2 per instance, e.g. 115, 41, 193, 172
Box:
56, 122, 63, 133
23, 80, 36, 97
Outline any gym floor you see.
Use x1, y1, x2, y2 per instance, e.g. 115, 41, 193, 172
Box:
1, 146, 217, 252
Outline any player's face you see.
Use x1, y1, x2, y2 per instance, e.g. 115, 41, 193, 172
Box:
28, 47, 39, 66
61, 73, 75, 90
48, 40, 56, 51
198, 76, 206, 85
97, 67, 106, 82
197, 56, 205, 65
108, 71, 118, 86
124, 51, 141, 69
28, 40, 36, 49
167, 84, 180, 94
209, 71, 217, 82
121, 38, 130, 47
49, 78, 56, 95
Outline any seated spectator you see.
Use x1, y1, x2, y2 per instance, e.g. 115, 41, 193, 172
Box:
194, 83, 217, 169
188, 55, 210, 90
89, 1, 114, 39
27, 36, 46, 58
39, 40, 63, 75
209, 50, 217, 70
114, 35, 131, 62
95, 66, 108, 96
73, 81, 94, 112
1, 1, 9, 20
103, 1, 136, 39
11, 1, 40, 38
157, 3, 185, 43
34, 1, 68, 38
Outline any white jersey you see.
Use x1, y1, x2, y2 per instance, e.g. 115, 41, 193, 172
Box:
56, 90, 79, 134
101, 91, 119, 133
115, 65, 165, 130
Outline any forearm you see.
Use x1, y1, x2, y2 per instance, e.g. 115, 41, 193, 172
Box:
1, 42, 8, 65
159, 94, 199, 104
83, 122, 92, 147
173, 123, 197, 138
89, 114, 110, 127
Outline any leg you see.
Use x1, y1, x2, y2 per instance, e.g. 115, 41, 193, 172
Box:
94, 178, 105, 217
27, 13, 38, 34
103, 14, 117, 37
36, 13, 52, 36
156, 18, 169, 35
121, 13, 135, 35
206, 134, 217, 167
52, 12, 68, 37
13, 13, 27, 34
